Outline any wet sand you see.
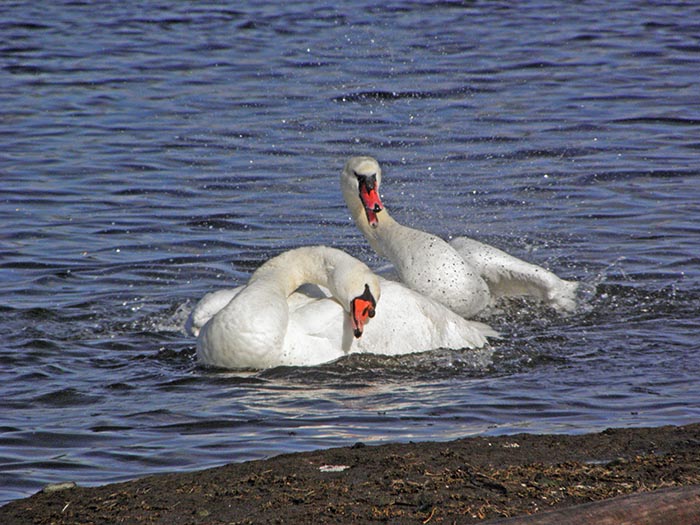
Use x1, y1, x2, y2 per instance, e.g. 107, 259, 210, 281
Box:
2, 423, 700, 524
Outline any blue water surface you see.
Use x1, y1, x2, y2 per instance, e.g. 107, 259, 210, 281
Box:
2, 0, 700, 504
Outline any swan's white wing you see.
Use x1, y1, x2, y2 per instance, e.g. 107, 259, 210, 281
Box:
192, 284, 347, 367
188, 284, 331, 337
379, 225, 492, 318
356, 279, 497, 355
449, 237, 578, 312
282, 298, 348, 366
283, 278, 497, 362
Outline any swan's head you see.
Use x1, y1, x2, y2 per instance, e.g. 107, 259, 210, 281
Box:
350, 282, 378, 338
342, 156, 384, 228
328, 255, 380, 338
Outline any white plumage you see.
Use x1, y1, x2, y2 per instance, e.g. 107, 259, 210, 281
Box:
189, 246, 496, 369
341, 156, 578, 317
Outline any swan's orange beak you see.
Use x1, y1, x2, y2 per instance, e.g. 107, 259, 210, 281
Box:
350, 285, 377, 338
356, 174, 383, 227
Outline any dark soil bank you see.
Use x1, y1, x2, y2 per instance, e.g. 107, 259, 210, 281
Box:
3, 424, 700, 524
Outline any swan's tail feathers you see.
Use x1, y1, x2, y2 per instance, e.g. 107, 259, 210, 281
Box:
471, 320, 501, 340
546, 278, 579, 313
448, 319, 500, 349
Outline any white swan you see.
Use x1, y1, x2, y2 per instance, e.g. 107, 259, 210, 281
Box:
341, 156, 578, 318
190, 246, 496, 369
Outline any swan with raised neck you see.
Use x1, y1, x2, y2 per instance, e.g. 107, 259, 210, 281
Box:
341, 156, 578, 317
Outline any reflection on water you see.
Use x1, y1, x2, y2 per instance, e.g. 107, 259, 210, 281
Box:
2, 0, 700, 506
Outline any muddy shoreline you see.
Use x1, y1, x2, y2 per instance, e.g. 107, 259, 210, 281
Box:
3, 423, 700, 524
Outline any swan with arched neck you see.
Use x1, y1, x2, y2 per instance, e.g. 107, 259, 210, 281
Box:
191, 246, 497, 369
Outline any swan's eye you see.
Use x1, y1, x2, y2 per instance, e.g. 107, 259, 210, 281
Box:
354, 171, 377, 190
361, 283, 377, 307
368, 307, 375, 318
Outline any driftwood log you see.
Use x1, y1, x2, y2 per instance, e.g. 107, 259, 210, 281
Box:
484, 485, 700, 525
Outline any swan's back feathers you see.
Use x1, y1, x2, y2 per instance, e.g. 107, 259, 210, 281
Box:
197, 284, 289, 369
186, 287, 243, 337
357, 279, 498, 355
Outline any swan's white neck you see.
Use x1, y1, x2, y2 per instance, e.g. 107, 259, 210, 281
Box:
342, 179, 425, 264
342, 176, 393, 254
248, 246, 366, 305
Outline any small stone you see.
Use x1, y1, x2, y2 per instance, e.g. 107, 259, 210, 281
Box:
319, 465, 350, 473
42, 482, 77, 493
